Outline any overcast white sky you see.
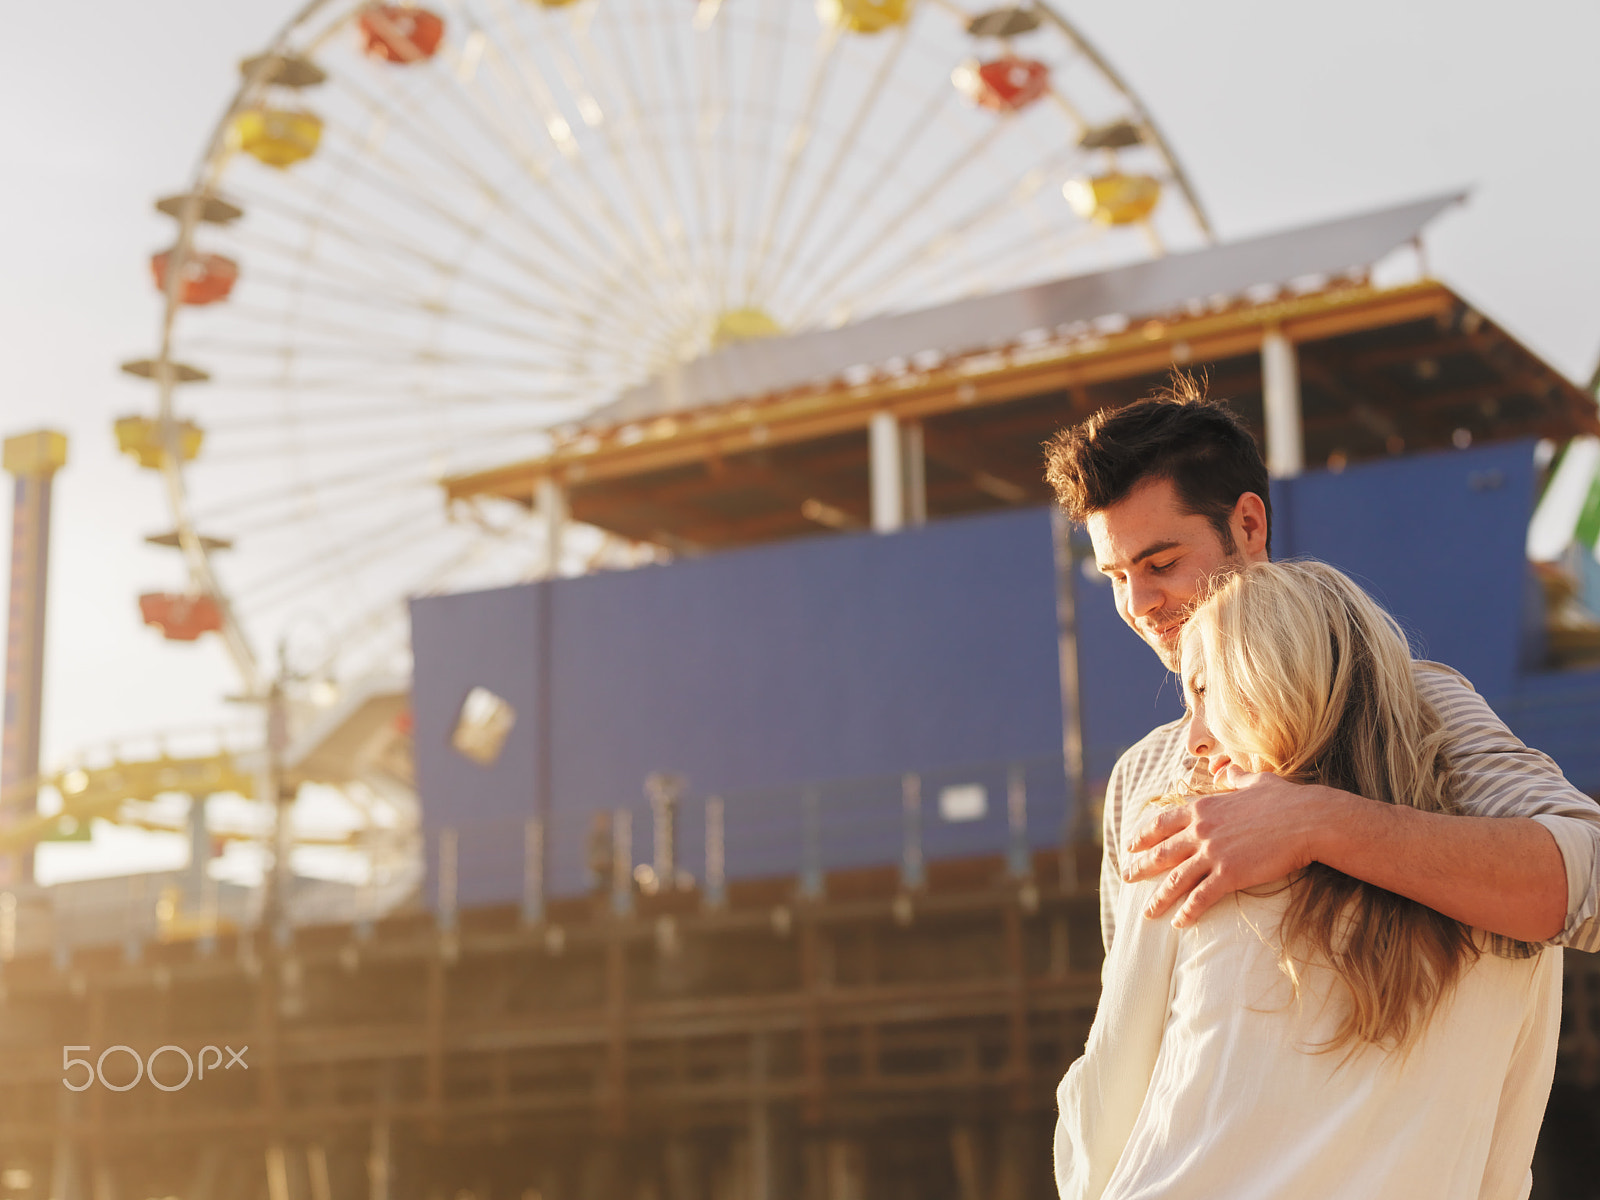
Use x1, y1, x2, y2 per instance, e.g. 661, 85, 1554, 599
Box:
3, 1, 1598, 838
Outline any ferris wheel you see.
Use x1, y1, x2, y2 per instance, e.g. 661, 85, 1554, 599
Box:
121, 0, 1211, 704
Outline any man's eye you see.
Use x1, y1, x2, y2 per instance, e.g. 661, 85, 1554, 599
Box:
1150, 559, 1176, 574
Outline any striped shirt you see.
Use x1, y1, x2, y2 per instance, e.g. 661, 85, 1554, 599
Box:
1099, 660, 1600, 958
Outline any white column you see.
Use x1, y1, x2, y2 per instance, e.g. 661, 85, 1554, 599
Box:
901, 421, 927, 527
535, 476, 568, 578
1261, 329, 1304, 479
870, 412, 904, 533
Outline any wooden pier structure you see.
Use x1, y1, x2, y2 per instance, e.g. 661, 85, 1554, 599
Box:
0, 851, 1108, 1200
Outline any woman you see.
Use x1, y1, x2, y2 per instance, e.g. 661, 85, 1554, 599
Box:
1054, 560, 1561, 1200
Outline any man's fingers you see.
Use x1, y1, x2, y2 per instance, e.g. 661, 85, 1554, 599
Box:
1143, 860, 1206, 920
1122, 829, 1195, 883
1171, 874, 1227, 929
1126, 804, 1193, 855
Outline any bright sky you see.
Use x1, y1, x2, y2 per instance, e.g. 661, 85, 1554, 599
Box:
3, 1, 1599, 877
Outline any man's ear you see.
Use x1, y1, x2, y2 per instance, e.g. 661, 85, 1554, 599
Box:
1232, 491, 1270, 562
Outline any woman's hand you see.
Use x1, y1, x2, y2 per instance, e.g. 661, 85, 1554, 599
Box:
1122, 772, 1327, 928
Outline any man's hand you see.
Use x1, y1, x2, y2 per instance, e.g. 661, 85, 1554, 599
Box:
1123, 773, 1569, 942
1122, 772, 1325, 928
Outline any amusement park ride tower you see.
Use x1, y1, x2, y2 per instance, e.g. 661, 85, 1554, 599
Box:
0, 429, 67, 888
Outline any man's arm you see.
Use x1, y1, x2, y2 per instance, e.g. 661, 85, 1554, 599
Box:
1126, 780, 1566, 941
1127, 663, 1600, 945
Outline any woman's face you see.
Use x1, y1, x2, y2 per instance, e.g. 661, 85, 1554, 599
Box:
1181, 646, 1240, 785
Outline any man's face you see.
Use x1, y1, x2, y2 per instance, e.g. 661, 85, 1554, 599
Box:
1086, 477, 1246, 672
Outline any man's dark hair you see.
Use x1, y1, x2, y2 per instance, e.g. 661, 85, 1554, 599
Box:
1043, 373, 1272, 555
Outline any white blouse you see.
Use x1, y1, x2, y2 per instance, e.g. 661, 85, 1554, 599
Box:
1054, 807, 1563, 1200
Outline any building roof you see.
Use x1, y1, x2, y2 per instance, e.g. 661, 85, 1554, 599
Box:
443, 196, 1600, 554
591, 192, 1466, 427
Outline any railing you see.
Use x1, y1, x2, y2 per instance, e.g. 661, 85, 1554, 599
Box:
424, 754, 1078, 920
3, 756, 1076, 961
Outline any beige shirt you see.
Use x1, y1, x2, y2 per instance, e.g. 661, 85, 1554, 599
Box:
1054, 848, 1562, 1200
1098, 661, 1600, 958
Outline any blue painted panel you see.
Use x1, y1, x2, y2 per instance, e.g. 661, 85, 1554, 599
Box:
412, 507, 1074, 900
1276, 439, 1538, 700
409, 583, 545, 907
545, 507, 1065, 797
1500, 665, 1600, 794
410, 582, 543, 825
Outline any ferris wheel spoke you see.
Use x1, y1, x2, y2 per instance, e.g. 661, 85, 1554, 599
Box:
536, 16, 714, 316
209, 373, 593, 407
726, 3, 797, 306
237, 507, 457, 612
221, 237, 594, 341
193, 430, 530, 527
739, 24, 844, 302
223, 186, 608, 332
797, 140, 1096, 323
329, 68, 673, 310
785, 119, 1021, 323
766, 80, 958, 325
215, 480, 441, 542
220, 462, 478, 539
245, 134, 632, 317
217, 255, 596, 354
456, 3, 691, 307
567, 7, 710, 314
750, 21, 912, 311
474, 0, 691, 294
203, 418, 544, 467
204, 396, 566, 436
957, 230, 1104, 300
627, 4, 720, 298
190, 317, 586, 370
199, 292, 582, 369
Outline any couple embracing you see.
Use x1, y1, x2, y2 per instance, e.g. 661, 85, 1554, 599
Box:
1046, 381, 1600, 1200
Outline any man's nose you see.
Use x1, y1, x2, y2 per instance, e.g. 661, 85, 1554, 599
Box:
1125, 574, 1164, 620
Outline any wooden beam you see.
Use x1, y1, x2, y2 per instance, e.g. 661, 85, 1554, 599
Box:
442, 284, 1463, 502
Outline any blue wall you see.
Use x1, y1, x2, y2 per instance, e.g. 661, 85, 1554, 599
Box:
411, 506, 1139, 902
411, 437, 1600, 907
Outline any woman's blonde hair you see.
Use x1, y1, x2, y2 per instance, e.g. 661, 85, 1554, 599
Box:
1179, 559, 1479, 1054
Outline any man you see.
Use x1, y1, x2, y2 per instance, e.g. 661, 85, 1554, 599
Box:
1044, 377, 1600, 958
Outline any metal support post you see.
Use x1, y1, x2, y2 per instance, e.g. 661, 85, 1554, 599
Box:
186, 793, 210, 910
1006, 765, 1030, 879
704, 796, 727, 909
646, 772, 685, 889
437, 828, 458, 934
536, 476, 568, 579
522, 816, 545, 926
900, 774, 925, 890
2, 429, 68, 887
1050, 509, 1089, 891
611, 808, 634, 916
902, 420, 926, 526
1262, 328, 1304, 479
306, 1145, 331, 1200
800, 789, 823, 900
749, 1032, 772, 1200
869, 412, 904, 532
123, 875, 145, 965
264, 1142, 290, 1200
